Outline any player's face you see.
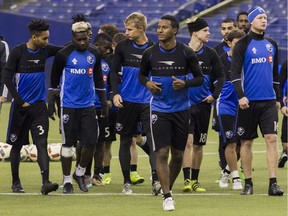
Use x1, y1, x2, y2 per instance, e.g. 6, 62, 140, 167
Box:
33, 30, 49, 48
237, 15, 249, 31
220, 22, 235, 40
250, 14, 267, 34
157, 19, 176, 43
72, 32, 90, 51
125, 22, 142, 40
195, 27, 210, 43
95, 40, 112, 57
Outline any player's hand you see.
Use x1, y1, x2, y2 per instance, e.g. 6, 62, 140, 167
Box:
239, 97, 249, 109
146, 81, 162, 94
0, 96, 7, 103
283, 96, 287, 105
113, 94, 123, 108
202, 95, 214, 103
276, 101, 281, 110
107, 100, 113, 109
172, 76, 185, 90
22, 102, 30, 107
280, 106, 288, 117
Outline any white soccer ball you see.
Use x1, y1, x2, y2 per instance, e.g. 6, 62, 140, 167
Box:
20, 145, 29, 162
0, 143, 12, 161
48, 143, 62, 161
28, 144, 38, 162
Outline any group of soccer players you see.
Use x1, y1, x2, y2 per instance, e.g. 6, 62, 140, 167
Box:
0, 5, 286, 211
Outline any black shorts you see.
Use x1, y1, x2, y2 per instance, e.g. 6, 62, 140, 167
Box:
211, 104, 220, 131
189, 102, 212, 146
96, 109, 110, 143
217, 114, 237, 148
236, 100, 278, 140
151, 110, 189, 151
61, 106, 98, 148
281, 115, 287, 143
6, 100, 48, 146
115, 101, 150, 136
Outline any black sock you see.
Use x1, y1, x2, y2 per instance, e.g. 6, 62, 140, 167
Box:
224, 168, 231, 174
163, 192, 172, 199
123, 170, 131, 184
269, 178, 277, 186
12, 172, 20, 184
245, 178, 253, 186
41, 170, 49, 184
104, 166, 110, 173
130, 164, 137, 172
183, 167, 190, 180
191, 169, 200, 181
151, 170, 158, 183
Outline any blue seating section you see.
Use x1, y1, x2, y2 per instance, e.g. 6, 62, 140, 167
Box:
13, 0, 288, 48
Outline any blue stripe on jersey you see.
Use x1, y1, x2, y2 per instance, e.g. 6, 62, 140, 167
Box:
242, 39, 276, 100
150, 75, 190, 113
216, 81, 238, 116
121, 66, 151, 103
188, 74, 212, 105
60, 50, 96, 108
16, 72, 46, 104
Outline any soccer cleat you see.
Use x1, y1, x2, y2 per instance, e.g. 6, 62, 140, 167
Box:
232, 178, 243, 190
278, 152, 287, 168
92, 174, 104, 186
163, 197, 175, 211
73, 172, 88, 192
63, 182, 74, 194
219, 171, 229, 188
12, 181, 25, 193
268, 183, 284, 196
122, 183, 132, 194
240, 184, 253, 195
151, 181, 161, 196
41, 181, 59, 195
182, 179, 192, 193
130, 171, 145, 185
84, 175, 92, 188
191, 180, 206, 192
103, 173, 112, 185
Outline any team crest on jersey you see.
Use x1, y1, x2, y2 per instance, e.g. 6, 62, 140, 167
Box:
102, 62, 109, 72
115, 122, 123, 131
151, 114, 158, 124
87, 56, 94, 64
237, 127, 245, 136
266, 44, 273, 52
10, 134, 17, 142
72, 58, 78, 65
225, 130, 234, 139
63, 114, 70, 124
103, 74, 107, 83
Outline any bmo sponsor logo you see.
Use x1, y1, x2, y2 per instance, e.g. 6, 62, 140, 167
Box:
251, 57, 266, 64
70, 68, 86, 74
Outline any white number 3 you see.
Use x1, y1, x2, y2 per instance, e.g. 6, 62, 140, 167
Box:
37, 125, 45, 135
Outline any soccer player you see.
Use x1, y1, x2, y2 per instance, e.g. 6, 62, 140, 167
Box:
139, 15, 203, 211
110, 12, 160, 195
236, 11, 250, 33
181, 18, 225, 193
214, 18, 237, 56
50, 21, 107, 194
217, 29, 245, 190
231, 6, 284, 196
278, 59, 287, 168
2, 19, 61, 194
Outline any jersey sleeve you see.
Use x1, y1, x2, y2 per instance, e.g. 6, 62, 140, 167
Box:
50, 50, 66, 89
110, 42, 124, 96
138, 47, 153, 86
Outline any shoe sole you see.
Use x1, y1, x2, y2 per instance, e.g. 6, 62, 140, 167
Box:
278, 156, 287, 168
131, 179, 145, 185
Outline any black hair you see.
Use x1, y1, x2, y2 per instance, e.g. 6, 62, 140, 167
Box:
160, 14, 179, 35
220, 18, 237, 27
236, 11, 248, 21
94, 32, 112, 45
28, 19, 50, 35
72, 13, 88, 23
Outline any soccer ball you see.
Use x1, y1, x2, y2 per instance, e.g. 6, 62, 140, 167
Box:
48, 143, 61, 161
20, 145, 29, 162
28, 144, 38, 162
0, 142, 12, 161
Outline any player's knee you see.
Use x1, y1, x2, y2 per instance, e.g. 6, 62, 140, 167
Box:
61, 146, 73, 158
